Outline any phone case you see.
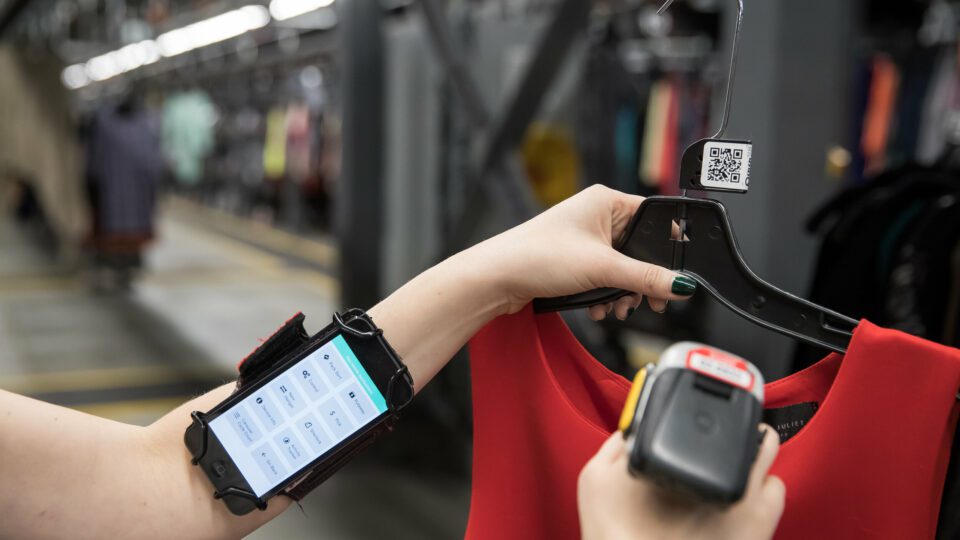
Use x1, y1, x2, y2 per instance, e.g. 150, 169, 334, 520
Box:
184, 309, 414, 515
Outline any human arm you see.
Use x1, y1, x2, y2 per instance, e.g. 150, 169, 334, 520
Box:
0, 384, 280, 540
368, 184, 696, 391
577, 426, 786, 540
0, 185, 692, 539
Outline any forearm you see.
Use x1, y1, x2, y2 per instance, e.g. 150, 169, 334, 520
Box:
368, 246, 508, 392
0, 386, 289, 540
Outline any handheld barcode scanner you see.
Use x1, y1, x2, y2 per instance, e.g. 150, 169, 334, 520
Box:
619, 342, 765, 504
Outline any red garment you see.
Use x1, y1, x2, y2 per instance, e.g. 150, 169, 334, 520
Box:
466, 306, 960, 540
658, 78, 680, 196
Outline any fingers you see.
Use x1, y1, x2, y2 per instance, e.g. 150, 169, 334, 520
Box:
604, 188, 647, 238
737, 425, 786, 535
647, 297, 667, 313
593, 294, 677, 321
614, 295, 642, 319
747, 425, 781, 497
588, 304, 611, 321
592, 432, 627, 465
604, 255, 697, 302
761, 475, 787, 518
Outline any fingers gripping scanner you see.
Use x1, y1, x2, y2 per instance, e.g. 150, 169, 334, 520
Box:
619, 343, 765, 504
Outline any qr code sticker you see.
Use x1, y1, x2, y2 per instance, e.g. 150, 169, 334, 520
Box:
699, 141, 752, 191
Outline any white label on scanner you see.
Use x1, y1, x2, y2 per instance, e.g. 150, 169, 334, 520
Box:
686, 349, 754, 390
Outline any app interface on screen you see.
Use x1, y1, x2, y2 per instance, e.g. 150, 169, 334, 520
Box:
209, 335, 388, 496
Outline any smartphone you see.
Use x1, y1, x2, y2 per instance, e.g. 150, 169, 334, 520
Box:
185, 327, 403, 515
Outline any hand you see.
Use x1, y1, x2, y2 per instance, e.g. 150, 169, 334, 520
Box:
371, 185, 698, 391
577, 426, 786, 540
466, 184, 697, 319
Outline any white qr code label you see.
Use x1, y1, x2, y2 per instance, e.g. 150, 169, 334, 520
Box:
699, 141, 752, 192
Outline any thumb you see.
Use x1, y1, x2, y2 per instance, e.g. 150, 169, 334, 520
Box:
603, 254, 697, 301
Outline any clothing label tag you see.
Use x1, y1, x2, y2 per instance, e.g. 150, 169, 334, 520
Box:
763, 402, 819, 442
685, 348, 754, 391
699, 140, 752, 192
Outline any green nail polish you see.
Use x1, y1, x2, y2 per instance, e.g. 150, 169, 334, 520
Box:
671, 275, 697, 296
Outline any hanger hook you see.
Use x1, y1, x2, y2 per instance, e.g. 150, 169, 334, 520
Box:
658, 0, 743, 139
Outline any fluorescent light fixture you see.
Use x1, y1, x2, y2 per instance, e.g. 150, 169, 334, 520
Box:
115, 40, 162, 70
64, 5, 271, 89
85, 53, 120, 81
61, 64, 89, 89
269, 0, 335, 22
157, 5, 270, 57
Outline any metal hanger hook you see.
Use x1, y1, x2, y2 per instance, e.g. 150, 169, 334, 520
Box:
658, 0, 743, 139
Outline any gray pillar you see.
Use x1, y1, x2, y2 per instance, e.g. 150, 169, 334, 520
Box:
704, 0, 857, 378
337, 0, 384, 309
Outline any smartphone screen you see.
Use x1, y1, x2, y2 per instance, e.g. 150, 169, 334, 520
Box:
208, 335, 388, 497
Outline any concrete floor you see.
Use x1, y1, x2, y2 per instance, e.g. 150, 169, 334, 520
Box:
0, 207, 469, 539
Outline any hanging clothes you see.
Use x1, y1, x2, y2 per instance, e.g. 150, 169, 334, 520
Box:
85, 103, 163, 244
577, 43, 645, 195
263, 107, 288, 181
640, 79, 671, 188
285, 103, 313, 183
467, 306, 960, 540
861, 54, 901, 177
161, 90, 217, 186
797, 164, 960, 369
917, 47, 960, 164
658, 77, 681, 196
613, 104, 640, 194
889, 48, 938, 164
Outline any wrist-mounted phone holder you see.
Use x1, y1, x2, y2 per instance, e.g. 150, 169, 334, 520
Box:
185, 309, 414, 513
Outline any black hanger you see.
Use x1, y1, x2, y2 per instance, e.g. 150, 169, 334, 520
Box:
533, 196, 858, 353
533, 0, 859, 354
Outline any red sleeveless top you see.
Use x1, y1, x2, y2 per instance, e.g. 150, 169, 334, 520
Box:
466, 306, 960, 539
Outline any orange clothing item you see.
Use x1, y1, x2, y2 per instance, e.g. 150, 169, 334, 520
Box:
861, 55, 901, 175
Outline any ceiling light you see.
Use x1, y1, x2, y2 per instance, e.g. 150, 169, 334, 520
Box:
85, 53, 120, 81
61, 64, 89, 89
158, 5, 270, 57
269, 0, 334, 22
63, 4, 274, 90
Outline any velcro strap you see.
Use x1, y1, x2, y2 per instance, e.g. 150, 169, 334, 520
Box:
236, 312, 310, 389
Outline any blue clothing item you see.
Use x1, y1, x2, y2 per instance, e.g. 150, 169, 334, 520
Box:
162, 90, 217, 185
86, 105, 163, 236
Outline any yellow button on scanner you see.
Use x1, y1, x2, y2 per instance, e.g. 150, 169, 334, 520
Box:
618, 367, 648, 434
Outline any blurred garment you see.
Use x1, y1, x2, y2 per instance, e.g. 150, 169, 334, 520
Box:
861, 54, 901, 176
86, 103, 163, 241
263, 107, 288, 180
640, 79, 670, 187
0, 47, 86, 246
162, 90, 217, 186
285, 104, 312, 182
918, 47, 960, 164
658, 77, 680, 196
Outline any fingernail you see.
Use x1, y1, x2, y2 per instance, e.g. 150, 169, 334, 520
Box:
626, 307, 635, 318
671, 275, 697, 296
